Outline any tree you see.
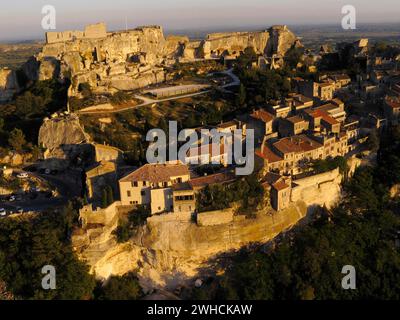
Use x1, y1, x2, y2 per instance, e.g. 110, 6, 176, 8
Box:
78, 82, 92, 98
101, 189, 108, 208
0, 206, 96, 299
237, 84, 247, 107
285, 47, 303, 69
367, 129, 379, 152
97, 272, 142, 300
8, 128, 26, 151
106, 185, 114, 206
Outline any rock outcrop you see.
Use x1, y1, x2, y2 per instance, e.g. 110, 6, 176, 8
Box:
202, 25, 300, 59
72, 167, 346, 293
0, 68, 19, 102
38, 113, 91, 163
73, 201, 308, 292
21, 23, 300, 96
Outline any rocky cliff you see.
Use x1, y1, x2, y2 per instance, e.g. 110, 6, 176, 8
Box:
73, 201, 308, 292
72, 167, 348, 292
0, 68, 19, 102
21, 23, 300, 97
38, 113, 91, 164
202, 25, 300, 59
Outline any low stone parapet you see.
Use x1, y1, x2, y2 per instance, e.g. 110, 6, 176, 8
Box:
196, 208, 234, 227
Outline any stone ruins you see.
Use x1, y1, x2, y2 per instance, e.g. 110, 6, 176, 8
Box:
20, 23, 301, 96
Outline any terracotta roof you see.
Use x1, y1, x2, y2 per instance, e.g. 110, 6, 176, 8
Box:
120, 162, 189, 183
251, 109, 274, 123
189, 172, 236, 189
287, 116, 305, 124
172, 182, 193, 191
255, 145, 283, 163
320, 113, 339, 126
262, 172, 282, 185
273, 135, 322, 155
306, 108, 338, 125
272, 180, 290, 191
386, 97, 400, 110
187, 143, 227, 157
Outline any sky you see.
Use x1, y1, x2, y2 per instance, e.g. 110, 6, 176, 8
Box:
0, 0, 399, 41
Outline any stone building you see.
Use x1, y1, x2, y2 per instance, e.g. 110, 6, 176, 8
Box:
384, 96, 400, 125
94, 143, 124, 163
279, 116, 309, 137
119, 162, 190, 214
172, 182, 196, 214
247, 109, 275, 144
256, 133, 347, 175
45, 23, 107, 44
262, 172, 292, 211
304, 109, 341, 134
85, 161, 117, 203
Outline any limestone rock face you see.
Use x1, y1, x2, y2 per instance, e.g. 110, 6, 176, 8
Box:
38, 113, 90, 159
38, 57, 60, 81
201, 25, 300, 59
0, 68, 19, 102
267, 25, 299, 57
73, 201, 308, 291
22, 23, 300, 96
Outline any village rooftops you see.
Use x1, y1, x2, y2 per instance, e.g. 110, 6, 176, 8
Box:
172, 182, 193, 191
261, 172, 282, 185
119, 162, 189, 184
250, 109, 274, 123
261, 172, 290, 191
287, 115, 305, 124
272, 180, 290, 191
305, 108, 340, 125
187, 143, 227, 157
189, 171, 236, 189
273, 135, 322, 155
256, 145, 283, 163
386, 96, 400, 110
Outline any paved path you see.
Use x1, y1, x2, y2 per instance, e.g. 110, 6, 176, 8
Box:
78, 69, 240, 115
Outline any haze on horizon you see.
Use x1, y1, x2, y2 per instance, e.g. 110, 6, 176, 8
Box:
1, 0, 399, 41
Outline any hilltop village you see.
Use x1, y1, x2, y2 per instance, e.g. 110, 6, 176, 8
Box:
1, 22, 400, 292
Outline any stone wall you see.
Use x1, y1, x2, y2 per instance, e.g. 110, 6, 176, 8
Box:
72, 200, 308, 290
291, 168, 342, 209
45, 23, 107, 44
0, 68, 19, 102
24, 23, 300, 96
79, 201, 122, 227
196, 208, 234, 226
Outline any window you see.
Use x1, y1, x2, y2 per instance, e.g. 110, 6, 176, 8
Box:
141, 190, 146, 196
127, 191, 131, 197
132, 181, 138, 187
143, 181, 147, 186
